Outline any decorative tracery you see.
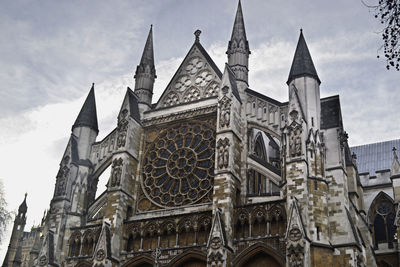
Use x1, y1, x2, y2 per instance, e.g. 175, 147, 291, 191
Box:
141, 122, 215, 208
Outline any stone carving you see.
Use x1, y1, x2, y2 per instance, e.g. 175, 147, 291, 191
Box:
183, 87, 201, 102
175, 75, 192, 92
195, 70, 213, 87
38, 255, 47, 266
219, 96, 231, 128
205, 81, 219, 98
95, 249, 105, 261
338, 130, 349, 148
185, 57, 204, 75
289, 227, 302, 242
110, 158, 123, 187
287, 243, 304, 267
288, 122, 302, 158
210, 236, 222, 249
164, 92, 180, 107
117, 109, 129, 148
217, 138, 230, 169
55, 159, 70, 196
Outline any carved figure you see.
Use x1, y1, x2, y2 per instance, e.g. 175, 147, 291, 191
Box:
117, 109, 129, 148
219, 97, 231, 128
217, 138, 230, 169
110, 158, 123, 187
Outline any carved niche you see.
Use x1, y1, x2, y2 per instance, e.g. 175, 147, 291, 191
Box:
289, 127, 302, 158
110, 158, 123, 187
55, 156, 70, 196
219, 95, 231, 128
217, 138, 230, 169
287, 242, 304, 267
117, 109, 129, 148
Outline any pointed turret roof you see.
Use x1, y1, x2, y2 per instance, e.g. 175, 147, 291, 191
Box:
140, 25, 154, 67
72, 83, 99, 133
287, 30, 320, 85
228, 0, 249, 52
231, 0, 247, 42
18, 193, 27, 214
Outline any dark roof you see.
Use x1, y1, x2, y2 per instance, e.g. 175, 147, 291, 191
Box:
127, 88, 140, 123
287, 30, 320, 85
320, 95, 342, 129
72, 84, 99, 133
225, 64, 242, 103
18, 193, 27, 214
350, 139, 400, 175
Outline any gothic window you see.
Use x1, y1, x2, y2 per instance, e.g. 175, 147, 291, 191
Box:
254, 134, 267, 161
247, 169, 280, 196
369, 192, 396, 249
68, 231, 82, 257
142, 122, 215, 208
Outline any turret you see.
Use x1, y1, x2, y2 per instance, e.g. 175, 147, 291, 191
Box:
287, 30, 321, 132
71, 83, 99, 159
226, 0, 250, 91
134, 25, 156, 113
2, 194, 27, 267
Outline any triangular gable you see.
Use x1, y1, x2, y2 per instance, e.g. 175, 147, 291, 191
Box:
207, 208, 227, 248
92, 222, 112, 263
286, 198, 308, 241
119, 87, 140, 123
289, 85, 306, 124
156, 41, 222, 108
220, 63, 241, 103
35, 230, 57, 266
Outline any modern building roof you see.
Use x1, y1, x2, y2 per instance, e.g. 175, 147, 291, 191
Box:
350, 139, 400, 175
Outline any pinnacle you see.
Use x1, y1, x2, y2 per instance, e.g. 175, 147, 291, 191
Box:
139, 25, 155, 67
287, 30, 320, 84
230, 0, 247, 42
72, 83, 99, 133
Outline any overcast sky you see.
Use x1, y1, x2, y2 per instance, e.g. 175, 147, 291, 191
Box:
0, 0, 398, 258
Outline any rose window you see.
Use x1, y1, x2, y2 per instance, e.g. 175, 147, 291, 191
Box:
175, 75, 192, 92
185, 57, 204, 75
142, 122, 215, 207
195, 70, 213, 87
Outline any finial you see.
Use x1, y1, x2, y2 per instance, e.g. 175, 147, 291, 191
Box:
300, 28, 303, 33
24, 193, 27, 199
194, 29, 201, 43
150, 24, 153, 29
91, 83, 95, 88
393, 147, 398, 159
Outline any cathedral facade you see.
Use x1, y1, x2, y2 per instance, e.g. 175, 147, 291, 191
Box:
3, 1, 400, 266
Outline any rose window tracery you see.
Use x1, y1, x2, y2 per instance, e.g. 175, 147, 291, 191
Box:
164, 92, 180, 107
142, 122, 215, 207
186, 57, 204, 75
175, 75, 192, 92
195, 70, 213, 87
183, 87, 201, 102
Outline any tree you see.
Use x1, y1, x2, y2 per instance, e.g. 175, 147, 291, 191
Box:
0, 179, 12, 244
364, 0, 400, 70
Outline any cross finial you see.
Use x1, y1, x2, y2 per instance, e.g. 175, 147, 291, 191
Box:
393, 147, 398, 159
194, 29, 201, 43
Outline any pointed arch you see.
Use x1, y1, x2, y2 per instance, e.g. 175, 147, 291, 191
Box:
368, 191, 396, 249
254, 132, 267, 161
122, 254, 154, 267
233, 242, 285, 267
168, 249, 207, 267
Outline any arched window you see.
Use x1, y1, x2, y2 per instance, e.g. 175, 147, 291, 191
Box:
254, 134, 267, 161
368, 192, 396, 249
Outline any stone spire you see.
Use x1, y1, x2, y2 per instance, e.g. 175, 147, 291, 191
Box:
18, 193, 27, 216
134, 25, 156, 109
227, 0, 250, 87
72, 83, 98, 133
391, 147, 400, 176
287, 29, 320, 85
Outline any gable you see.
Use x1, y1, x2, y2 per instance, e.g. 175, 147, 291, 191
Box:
156, 42, 222, 108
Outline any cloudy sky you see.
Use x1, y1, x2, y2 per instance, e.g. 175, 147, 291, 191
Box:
0, 0, 398, 258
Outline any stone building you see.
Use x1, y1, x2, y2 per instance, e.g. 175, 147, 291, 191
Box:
2, 1, 400, 266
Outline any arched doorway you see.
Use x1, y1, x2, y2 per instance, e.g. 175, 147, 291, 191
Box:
233, 243, 285, 267
122, 255, 154, 267
241, 251, 281, 267
168, 250, 207, 267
